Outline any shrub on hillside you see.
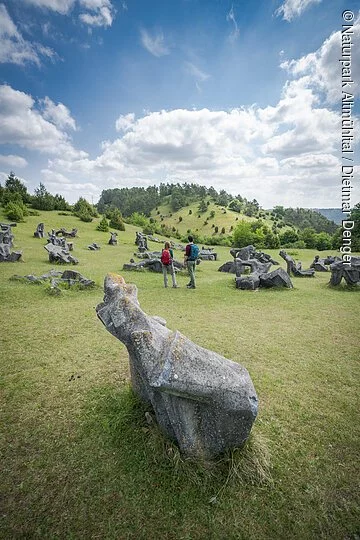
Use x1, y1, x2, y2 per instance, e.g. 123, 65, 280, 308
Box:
109, 209, 125, 231
79, 210, 93, 222
97, 216, 109, 232
4, 202, 24, 222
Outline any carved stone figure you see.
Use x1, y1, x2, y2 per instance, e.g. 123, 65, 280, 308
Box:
329, 257, 360, 286
44, 243, 78, 264
0, 243, 22, 262
34, 223, 45, 238
279, 250, 315, 277
88, 242, 101, 250
108, 232, 118, 245
96, 274, 258, 459
310, 255, 328, 272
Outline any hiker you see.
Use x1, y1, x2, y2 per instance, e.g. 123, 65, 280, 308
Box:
184, 235, 199, 289
161, 241, 178, 288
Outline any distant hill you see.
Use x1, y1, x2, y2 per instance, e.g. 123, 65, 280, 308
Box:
313, 208, 342, 225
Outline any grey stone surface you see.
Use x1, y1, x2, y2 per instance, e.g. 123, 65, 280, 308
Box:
44, 243, 78, 264
329, 257, 360, 286
218, 261, 237, 273
279, 250, 315, 277
96, 274, 258, 459
235, 273, 260, 290
230, 245, 256, 260
259, 268, 293, 288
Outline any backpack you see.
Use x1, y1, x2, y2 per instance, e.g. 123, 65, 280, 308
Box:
161, 249, 172, 265
189, 244, 199, 260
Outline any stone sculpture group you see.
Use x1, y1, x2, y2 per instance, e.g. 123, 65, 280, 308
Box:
96, 273, 258, 459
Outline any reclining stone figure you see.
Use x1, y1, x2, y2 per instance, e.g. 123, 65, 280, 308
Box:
55, 227, 78, 238
310, 255, 328, 272
96, 274, 258, 459
279, 250, 315, 277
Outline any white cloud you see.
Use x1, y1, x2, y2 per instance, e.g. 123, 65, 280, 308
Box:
79, 0, 115, 27
0, 85, 86, 159
140, 28, 170, 57
184, 62, 210, 82
275, 0, 322, 21
40, 96, 77, 131
0, 154, 28, 168
0, 4, 56, 66
43, 85, 353, 207
281, 18, 360, 103
115, 113, 135, 132
226, 5, 240, 42
22, 0, 116, 27
22, 0, 76, 15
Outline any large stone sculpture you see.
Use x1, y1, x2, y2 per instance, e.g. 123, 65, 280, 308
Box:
34, 223, 45, 238
108, 232, 118, 245
0, 223, 15, 246
329, 257, 360, 286
199, 247, 218, 261
0, 243, 22, 262
279, 250, 315, 277
0, 223, 21, 261
44, 243, 78, 264
96, 274, 258, 459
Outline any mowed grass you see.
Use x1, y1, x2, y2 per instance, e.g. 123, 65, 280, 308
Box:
1, 210, 359, 539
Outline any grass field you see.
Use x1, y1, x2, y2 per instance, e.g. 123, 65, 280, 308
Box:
1, 210, 359, 539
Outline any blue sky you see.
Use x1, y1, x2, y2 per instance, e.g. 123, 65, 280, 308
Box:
0, 0, 359, 207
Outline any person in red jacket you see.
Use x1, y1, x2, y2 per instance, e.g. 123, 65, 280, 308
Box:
161, 241, 178, 288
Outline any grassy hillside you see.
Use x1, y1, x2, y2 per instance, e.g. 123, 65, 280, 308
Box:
150, 197, 274, 240
1, 210, 359, 539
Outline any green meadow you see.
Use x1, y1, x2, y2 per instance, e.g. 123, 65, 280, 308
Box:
1, 210, 359, 539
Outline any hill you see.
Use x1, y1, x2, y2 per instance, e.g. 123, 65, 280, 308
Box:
313, 208, 343, 225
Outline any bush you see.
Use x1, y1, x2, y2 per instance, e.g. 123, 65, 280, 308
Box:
4, 202, 24, 222
221, 227, 225, 234
109, 209, 125, 231
78, 211, 93, 223
97, 216, 109, 232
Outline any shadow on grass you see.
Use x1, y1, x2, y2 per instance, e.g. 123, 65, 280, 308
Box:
81, 385, 272, 503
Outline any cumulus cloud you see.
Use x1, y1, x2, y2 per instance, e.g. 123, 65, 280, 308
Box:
275, 0, 322, 22
0, 4, 56, 65
0, 154, 28, 168
281, 17, 360, 103
140, 28, 170, 57
40, 96, 77, 131
0, 84, 86, 159
115, 113, 135, 132
44, 80, 352, 207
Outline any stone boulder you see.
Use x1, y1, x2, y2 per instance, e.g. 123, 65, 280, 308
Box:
96, 274, 258, 460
